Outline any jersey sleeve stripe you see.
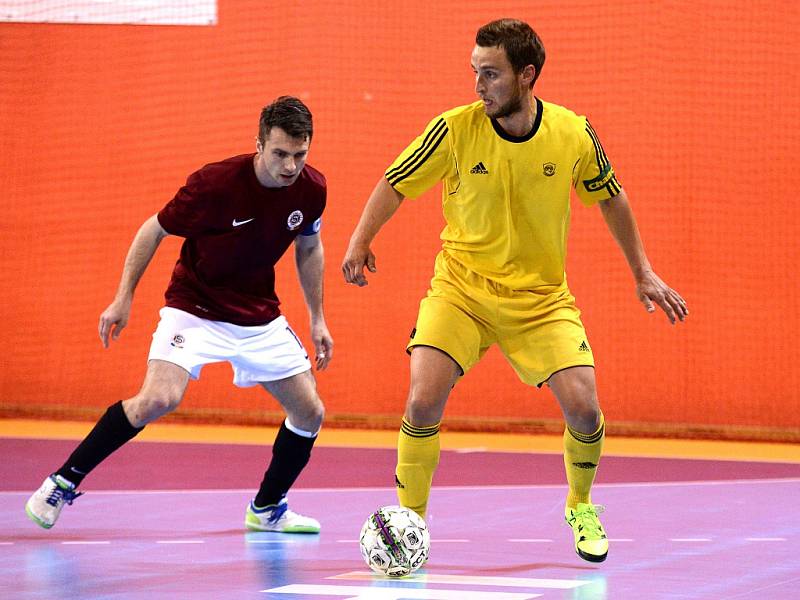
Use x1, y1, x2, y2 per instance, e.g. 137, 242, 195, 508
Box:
585, 121, 621, 196
607, 175, 621, 196
385, 119, 449, 185
387, 124, 448, 186
385, 118, 447, 179
586, 120, 609, 171
585, 121, 609, 170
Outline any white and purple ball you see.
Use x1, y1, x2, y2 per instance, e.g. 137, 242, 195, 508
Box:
359, 505, 430, 577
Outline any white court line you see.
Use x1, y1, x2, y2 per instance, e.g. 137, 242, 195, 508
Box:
3, 477, 799, 496
330, 571, 587, 590
61, 541, 111, 545
274, 477, 800, 493
266, 584, 542, 599
6, 537, 777, 546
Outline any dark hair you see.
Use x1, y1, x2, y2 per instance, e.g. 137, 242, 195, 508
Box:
476, 19, 546, 88
258, 96, 313, 143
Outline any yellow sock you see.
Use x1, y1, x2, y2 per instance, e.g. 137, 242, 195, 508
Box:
563, 412, 605, 509
396, 418, 440, 519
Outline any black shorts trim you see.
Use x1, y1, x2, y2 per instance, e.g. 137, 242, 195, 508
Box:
537, 364, 595, 388
406, 343, 465, 377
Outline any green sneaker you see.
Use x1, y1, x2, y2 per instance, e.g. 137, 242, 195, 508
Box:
565, 503, 608, 563
245, 498, 320, 533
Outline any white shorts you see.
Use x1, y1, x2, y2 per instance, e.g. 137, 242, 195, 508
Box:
148, 307, 312, 387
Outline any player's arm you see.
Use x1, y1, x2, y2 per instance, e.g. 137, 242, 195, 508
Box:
341, 177, 405, 287
99, 214, 170, 347
598, 190, 688, 324
295, 232, 333, 370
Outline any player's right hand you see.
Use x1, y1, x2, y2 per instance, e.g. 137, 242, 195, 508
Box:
341, 243, 377, 287
98, 299, 132, 348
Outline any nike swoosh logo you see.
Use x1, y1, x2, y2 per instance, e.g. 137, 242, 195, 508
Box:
232, 218, 254, 227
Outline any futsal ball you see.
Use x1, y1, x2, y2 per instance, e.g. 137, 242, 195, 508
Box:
359, 505, 430, 577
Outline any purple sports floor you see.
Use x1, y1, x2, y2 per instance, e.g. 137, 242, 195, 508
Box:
2, 439, 799, 599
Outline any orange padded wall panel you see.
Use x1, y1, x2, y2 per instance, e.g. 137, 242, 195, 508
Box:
1, 1, 798, 439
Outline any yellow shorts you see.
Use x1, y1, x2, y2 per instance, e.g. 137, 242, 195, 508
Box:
407, 251, 594, 387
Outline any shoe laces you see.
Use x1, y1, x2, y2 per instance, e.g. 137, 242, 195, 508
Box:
266, 502, 288, 524
46, 485, 83, 508
571, 504, 605, 538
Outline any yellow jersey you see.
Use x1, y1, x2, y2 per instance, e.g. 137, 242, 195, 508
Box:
385, 98, 621, 291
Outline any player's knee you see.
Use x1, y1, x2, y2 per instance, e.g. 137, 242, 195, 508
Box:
289, 394, 324, 433
129, 392, 182, 424
565, 402, 601, 434
404, 394, 444, 427
307, 397, 325, 430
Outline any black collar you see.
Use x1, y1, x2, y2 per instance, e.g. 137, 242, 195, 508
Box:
490, 97, 543, 143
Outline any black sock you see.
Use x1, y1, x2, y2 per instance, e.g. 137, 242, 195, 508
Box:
254, 421, 316, 507
55, 401, 144, 486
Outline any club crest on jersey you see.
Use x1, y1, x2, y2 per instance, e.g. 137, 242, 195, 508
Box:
287, 210, 304, 231
543, 162, 556, 177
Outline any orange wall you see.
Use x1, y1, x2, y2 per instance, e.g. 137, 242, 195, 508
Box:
1, 1, 798, 438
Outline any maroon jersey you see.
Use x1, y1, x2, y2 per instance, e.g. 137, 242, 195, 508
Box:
157, 153, 326, 326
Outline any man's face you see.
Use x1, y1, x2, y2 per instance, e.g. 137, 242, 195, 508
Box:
471, 44, 528, 119
255, 126, 310, 187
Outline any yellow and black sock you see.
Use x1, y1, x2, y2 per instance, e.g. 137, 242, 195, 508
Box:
396, 418, 440, 519
563, 412, 605, 509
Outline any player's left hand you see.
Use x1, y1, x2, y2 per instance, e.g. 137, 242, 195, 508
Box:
311, 320, 334, 371
636, 271, 688, 324
342, 242, 377, 287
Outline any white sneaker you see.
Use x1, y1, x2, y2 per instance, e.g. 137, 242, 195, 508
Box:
245, 498, 320, 533
25, 474, 83, 529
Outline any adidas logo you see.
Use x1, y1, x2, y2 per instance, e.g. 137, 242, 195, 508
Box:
394, 474, 405, 489
572, 461, 598, 470
470, 161, 489, 174
578, 341, 590, 352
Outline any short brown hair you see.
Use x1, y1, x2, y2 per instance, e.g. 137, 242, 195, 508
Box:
476, 19, 546, 88
258, 96, 313, 143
